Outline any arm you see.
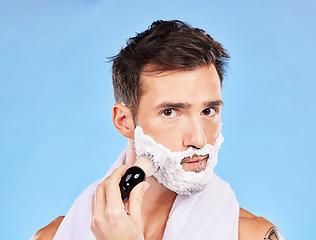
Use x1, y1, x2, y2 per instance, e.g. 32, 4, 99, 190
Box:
239, 208, 284, 240
264, 226, 284, 240
30, 216, 64, 240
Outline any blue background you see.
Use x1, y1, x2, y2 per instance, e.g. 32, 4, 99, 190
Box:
1, 0, 315, 239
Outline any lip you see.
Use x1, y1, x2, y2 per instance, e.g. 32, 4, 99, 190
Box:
180, 154, 209, 172
181, 154, 209, 164
181, 154, 208, 164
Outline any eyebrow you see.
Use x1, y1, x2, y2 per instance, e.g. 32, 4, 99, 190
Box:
155, 102, 192, 109
154, 100, 224, 110
205, 100, 224, 108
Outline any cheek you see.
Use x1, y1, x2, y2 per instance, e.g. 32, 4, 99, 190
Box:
203, 118, 222, 145
146, 124, 181, 149
138, 118, 184, 151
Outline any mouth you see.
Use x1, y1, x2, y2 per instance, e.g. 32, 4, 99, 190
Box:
180, 154, 209, 172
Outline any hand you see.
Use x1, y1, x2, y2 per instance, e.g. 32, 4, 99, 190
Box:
91, 165, 149, 240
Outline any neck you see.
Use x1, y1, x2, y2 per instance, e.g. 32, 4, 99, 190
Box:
125, 139, 137, 167
142, 177, 177, 239
125, 139, 177, 239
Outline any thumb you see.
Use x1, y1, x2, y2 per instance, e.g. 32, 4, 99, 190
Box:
128, 181, 150, 227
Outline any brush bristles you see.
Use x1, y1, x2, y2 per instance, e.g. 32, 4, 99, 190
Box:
135, 155, 157, 177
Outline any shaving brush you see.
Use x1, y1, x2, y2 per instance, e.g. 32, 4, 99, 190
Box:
119, 155, 157, 200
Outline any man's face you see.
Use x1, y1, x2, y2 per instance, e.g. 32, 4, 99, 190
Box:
135, 64, 223, 172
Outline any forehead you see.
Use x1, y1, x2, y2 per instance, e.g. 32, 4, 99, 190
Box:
139, 64, 222, 104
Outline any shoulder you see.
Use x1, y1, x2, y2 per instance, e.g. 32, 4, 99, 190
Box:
31, 216, 64, 240
239, 208, 283, 240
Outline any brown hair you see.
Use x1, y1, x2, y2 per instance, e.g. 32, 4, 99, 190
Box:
111, 20, 229, 118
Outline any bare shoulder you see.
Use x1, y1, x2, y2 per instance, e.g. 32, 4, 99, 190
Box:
239, 208, 284, 240
31, 216, 64, 240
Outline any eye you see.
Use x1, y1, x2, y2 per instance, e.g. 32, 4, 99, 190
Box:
202, 108, 216, 117
161, 109, 178, 118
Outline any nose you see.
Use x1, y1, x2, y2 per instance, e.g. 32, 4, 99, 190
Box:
182, 117, 207, 149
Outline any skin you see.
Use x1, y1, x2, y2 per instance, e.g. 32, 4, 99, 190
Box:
30, 217, 64, 240
31, 64, 275, 240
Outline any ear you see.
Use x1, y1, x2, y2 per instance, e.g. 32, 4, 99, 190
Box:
112, 103, 135, 139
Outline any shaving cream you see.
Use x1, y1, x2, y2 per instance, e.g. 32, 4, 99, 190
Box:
134, 126, 224, 195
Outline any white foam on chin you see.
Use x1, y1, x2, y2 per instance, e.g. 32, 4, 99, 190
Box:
134, 126, 224, 195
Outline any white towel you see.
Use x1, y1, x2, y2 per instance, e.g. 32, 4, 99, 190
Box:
53, 150, 239, 240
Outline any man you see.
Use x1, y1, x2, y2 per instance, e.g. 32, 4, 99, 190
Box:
32, 20, 283, 240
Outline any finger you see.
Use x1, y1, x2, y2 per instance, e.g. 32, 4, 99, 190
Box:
94, 178, 108, 215
91, 193, 96, 226
91, 193, 96, 216
128, 181, 149, 228
105, 165, 128, 211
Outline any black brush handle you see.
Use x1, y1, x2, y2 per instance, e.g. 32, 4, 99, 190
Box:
119, 166, 146, 201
